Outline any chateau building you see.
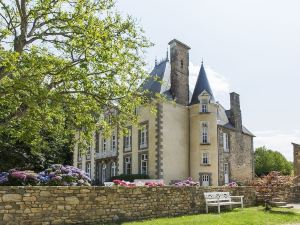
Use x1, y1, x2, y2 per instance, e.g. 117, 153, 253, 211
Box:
73, 39, 255, 186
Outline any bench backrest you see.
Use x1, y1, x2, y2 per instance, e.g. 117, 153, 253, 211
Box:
204, 192, 231, 202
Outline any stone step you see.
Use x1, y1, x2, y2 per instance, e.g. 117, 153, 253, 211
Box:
270, 201, 287, 207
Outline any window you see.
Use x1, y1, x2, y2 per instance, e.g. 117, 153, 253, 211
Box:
201, 174, 210, 187
111, 133, 116, 151
102, 138, 107, 153
223, 133, 229, 152
202, 153, 209, 165
124, 156, 131, 175
86, 144, 91, 157
180, 59, 183, 68
86, 162, 91, 178
102, 164, 106, 182
139, 124, 148, 149
77, 163, 82, 170
200, 99, 208, 113
201, 122, 209, 144
140, 154, 148, 175
111, 162, 116, 177
124, 128, 132, 151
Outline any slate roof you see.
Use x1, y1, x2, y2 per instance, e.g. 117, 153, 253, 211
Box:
190, 63, 215, 105
142, 58, 172, 99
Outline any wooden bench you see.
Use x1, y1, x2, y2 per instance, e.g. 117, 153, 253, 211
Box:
204, 192, 244, 213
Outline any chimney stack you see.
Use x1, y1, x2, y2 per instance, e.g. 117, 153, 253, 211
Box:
229, 92, 242, 131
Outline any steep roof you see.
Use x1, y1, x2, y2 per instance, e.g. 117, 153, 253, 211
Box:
190, 63, 215, 105
141, 58, 172, 99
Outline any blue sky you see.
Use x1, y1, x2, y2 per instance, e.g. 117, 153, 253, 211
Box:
117, 0, 300, 161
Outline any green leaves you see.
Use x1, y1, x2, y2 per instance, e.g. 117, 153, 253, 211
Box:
0, 0, 154, 160
255, 146, 293, 176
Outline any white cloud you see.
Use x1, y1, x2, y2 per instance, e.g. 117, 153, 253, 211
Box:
254, 130, 300, 161
189, 62, 231, 107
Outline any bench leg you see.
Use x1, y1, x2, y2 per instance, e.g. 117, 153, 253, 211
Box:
218, 205, 220, 214
242, 202, 244, 209
230, 204, 232, 210
206, 205, 208, 213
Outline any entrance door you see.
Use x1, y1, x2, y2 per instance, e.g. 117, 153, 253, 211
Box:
224, 163, 229, 184
202, 174, 210, 187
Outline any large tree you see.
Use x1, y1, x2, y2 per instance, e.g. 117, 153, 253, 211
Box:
0, 0, 152, 168
255, 146, 293, 176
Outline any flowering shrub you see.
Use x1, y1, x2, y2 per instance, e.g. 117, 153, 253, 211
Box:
8, 169, 39, 186
0, 164, 91, 186
0, 172, 8, 185
173, 177, 200, 186
226, 181, 238, 187
113, 179, 164, 187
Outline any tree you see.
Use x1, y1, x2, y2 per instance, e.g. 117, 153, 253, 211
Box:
255, 147, 293, 176
0, 0, 152, 163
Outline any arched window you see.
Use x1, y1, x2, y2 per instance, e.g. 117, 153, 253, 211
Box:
102, 164, 106, 183
111, 162, 116, 177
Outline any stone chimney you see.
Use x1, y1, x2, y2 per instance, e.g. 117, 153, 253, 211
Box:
169, 39, 190, 106
229, 92, 242, 131
292, 143, 300, 184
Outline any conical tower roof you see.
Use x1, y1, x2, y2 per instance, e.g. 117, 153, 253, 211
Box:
190, 62, 215, 105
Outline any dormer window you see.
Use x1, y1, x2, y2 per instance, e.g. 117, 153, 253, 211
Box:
200, 98, 209, 113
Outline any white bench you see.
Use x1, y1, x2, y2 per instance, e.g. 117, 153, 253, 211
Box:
204, 192, 244, 213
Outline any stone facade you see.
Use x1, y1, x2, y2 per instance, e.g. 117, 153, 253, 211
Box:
292, 143, 300, 185
73, 39, 254, 186
0, 186, 256, 225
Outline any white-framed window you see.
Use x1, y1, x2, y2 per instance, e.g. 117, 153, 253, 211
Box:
201, 122, 209, 144
124, 156, 131, 175
111, 162, 116, 177
139, 124, 148, 148
86, 143, 91, 159
202, 153, 209, 165
111, 133, 116, 151
102, 138, 107, 153
86, 162, 91, 178
124, 128, 132, 150
223, 133, 229, 152
141, 154, 148, 175
102, 164, 106, 182
200, 98, 209, 113
202, 174, 210, 187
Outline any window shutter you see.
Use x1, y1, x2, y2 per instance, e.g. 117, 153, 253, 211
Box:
138, 129, 141, 149
95, 132, 99, 153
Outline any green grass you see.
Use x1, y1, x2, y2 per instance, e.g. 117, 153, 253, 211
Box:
115, 207, 300, 225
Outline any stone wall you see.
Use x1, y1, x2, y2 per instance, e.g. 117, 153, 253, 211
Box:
0, 186, 256, 225
255, 186, 300, 203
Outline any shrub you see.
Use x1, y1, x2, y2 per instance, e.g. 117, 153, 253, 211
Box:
110, 174, 150, 182
173, 177, 200, 186
251, 171, 295, 210
0, 164, 91, 186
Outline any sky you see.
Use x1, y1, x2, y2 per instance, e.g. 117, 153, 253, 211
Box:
117, 0, 300, 161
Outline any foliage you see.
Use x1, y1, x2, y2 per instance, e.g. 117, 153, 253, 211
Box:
0, 164, 91, 186
251, 171, 295, 210
118, 208, 300, 225
173, 177, 200, 186
0, 0, 153, 158
226, 181, 238, 187
0, 130, 73, 172
110, 174, 150, 182
255, 147, 293, 176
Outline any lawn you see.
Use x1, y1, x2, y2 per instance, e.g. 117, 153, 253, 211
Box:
114, 207, 300, 225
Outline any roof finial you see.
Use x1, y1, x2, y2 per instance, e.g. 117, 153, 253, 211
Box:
166, 48, 169, 61
155, 57, 157, 66
201, 58, 204, 65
